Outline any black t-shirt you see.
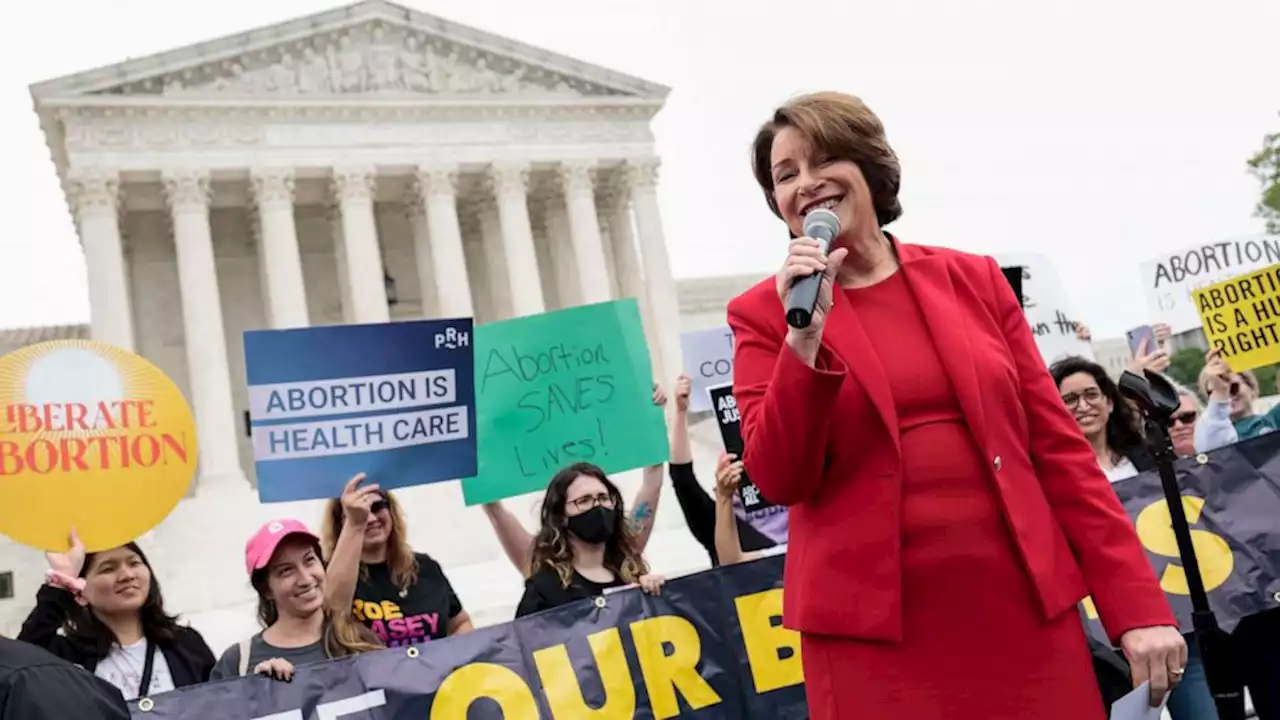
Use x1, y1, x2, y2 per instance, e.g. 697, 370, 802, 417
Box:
351, 553, 463, 647
515, 565, 625, 619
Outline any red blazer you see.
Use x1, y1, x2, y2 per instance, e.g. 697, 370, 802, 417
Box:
727, 240, 1175, 643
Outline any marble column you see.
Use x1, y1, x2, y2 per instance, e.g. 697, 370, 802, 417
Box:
250, 168, 309, 329
477, 200, 511, 320
627, 157, 683, 384
487, 161, 545, 317
330, 165, 389, 324
603, 177, 663, 380
162, 169, 245, 488
66, 169, 134, 351
542, 195, 578, 308
559, 160, 612, 305
411, 164, 473, 319
326, 205, 355, 324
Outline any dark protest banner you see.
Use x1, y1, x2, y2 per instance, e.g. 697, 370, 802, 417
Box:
461, 299, 668, 505
243, 319, 477, 502
129, 556, 806, 719
1082, 431, 1280, 638
706, 383, 775, 514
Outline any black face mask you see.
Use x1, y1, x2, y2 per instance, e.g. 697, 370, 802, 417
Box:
565, 506, 617, 545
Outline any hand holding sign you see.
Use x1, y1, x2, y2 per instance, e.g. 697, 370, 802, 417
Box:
675, 375, 692, 413
45, 529, 86, 578
715, 453, 744, 501
339, 473, 381, 529
1203, 348, 1233, 399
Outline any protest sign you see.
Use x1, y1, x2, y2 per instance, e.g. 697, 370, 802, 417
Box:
707, 383, 775, 514
130, 555, 804, 719
243, 319, 476, 502
0, 340, 197, 552
461, 299, 669, 505
1192, 263, 1280, 372
995, 253, 1094, 363
1141, 235, 1280, 333
681, 326, 735, 413
1082, 431, 1280, 638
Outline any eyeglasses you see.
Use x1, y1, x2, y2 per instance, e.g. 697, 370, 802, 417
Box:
370, 499, 388, 515
568, 492, 616, 512
1230, 381, 1242, 396
1061, 388, 1104, 408
1168, 411, 1197, 427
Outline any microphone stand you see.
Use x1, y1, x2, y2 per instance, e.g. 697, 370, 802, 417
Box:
1119, 370, 1245, 720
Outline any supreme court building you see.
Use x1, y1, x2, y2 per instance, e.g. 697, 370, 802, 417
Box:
2, 0, 755, 642
30, 0, 683, 492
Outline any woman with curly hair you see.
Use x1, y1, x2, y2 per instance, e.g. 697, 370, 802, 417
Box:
1050, 356, 1153, 481
18, 533, 214, 700
515, 463, 665, 617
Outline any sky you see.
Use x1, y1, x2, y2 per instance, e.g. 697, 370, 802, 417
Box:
0, 0, 1275, 339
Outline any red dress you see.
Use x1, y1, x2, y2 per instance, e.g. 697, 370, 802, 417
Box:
800, 271, 1105, 719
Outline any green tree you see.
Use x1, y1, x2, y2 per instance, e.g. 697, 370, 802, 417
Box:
1247, 119, 1280, 234
1167, 347, 1207, 390
1257, 365, 1279, 398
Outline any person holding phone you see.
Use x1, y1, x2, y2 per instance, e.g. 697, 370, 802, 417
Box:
728, 91, 1182, 719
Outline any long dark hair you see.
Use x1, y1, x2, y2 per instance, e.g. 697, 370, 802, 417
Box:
530, 462, 648, 588
249, 537, 382, 660
66, 543, 182, 659
1049, 356, 1146, 458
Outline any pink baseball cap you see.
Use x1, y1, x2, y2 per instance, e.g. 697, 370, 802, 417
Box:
244, 519, 320, 577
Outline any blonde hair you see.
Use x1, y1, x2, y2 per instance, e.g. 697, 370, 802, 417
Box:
322, 490, 419, 593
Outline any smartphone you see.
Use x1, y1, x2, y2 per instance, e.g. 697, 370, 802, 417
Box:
1126, 325, 1156, 356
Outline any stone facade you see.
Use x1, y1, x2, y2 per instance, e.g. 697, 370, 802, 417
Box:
2, 1, 766, 655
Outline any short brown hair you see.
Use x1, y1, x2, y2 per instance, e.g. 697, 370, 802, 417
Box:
752, 92, 903, 227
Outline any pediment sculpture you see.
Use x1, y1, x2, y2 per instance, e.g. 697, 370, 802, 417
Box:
99, 22, 625, 99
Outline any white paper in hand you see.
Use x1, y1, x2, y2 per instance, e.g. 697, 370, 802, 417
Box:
1110, 681, 1169, 720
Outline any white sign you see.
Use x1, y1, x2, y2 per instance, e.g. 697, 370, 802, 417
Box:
1140, 234, 1280, 333
996, 253, 1095, 364
680, 326, 735, 413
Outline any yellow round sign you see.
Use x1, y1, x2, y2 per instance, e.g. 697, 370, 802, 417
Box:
0, 340, 197, 552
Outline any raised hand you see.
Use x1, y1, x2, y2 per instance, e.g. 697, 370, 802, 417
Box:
46, 528, 86, 578
652, 383, 668, 408
339, 473, 381, 529
1203, 348, 1232, 399
715, 452, 744, 501
674, 374, 692, 413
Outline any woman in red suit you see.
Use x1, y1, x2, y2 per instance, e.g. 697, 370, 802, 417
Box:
727, 91, 1186, 719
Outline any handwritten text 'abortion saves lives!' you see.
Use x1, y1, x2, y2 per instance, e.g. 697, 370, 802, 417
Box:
479, 340, 615, 477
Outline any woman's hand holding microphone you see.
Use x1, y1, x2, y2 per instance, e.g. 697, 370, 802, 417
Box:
775, 236, 848, 367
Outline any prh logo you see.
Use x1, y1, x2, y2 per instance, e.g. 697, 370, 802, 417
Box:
434, 326, 470, 350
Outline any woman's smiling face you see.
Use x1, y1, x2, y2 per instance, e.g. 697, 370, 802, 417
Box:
1059, 371, 1112, 440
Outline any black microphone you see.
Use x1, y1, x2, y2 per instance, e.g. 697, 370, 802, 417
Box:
785, 209, 841, 329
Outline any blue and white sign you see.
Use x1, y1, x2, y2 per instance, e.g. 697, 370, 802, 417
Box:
243, 319, 477, 502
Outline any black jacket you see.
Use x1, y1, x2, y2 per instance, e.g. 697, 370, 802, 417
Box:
0, 637, 129, 719
17, 585, 215, 690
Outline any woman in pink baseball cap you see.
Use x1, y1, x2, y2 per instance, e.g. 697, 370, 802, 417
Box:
209, 518, 381, 681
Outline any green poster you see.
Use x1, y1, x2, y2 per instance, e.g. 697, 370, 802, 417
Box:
461, 299, 670, 505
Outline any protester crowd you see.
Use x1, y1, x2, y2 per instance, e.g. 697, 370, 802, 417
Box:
0, 315, 1276, 719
